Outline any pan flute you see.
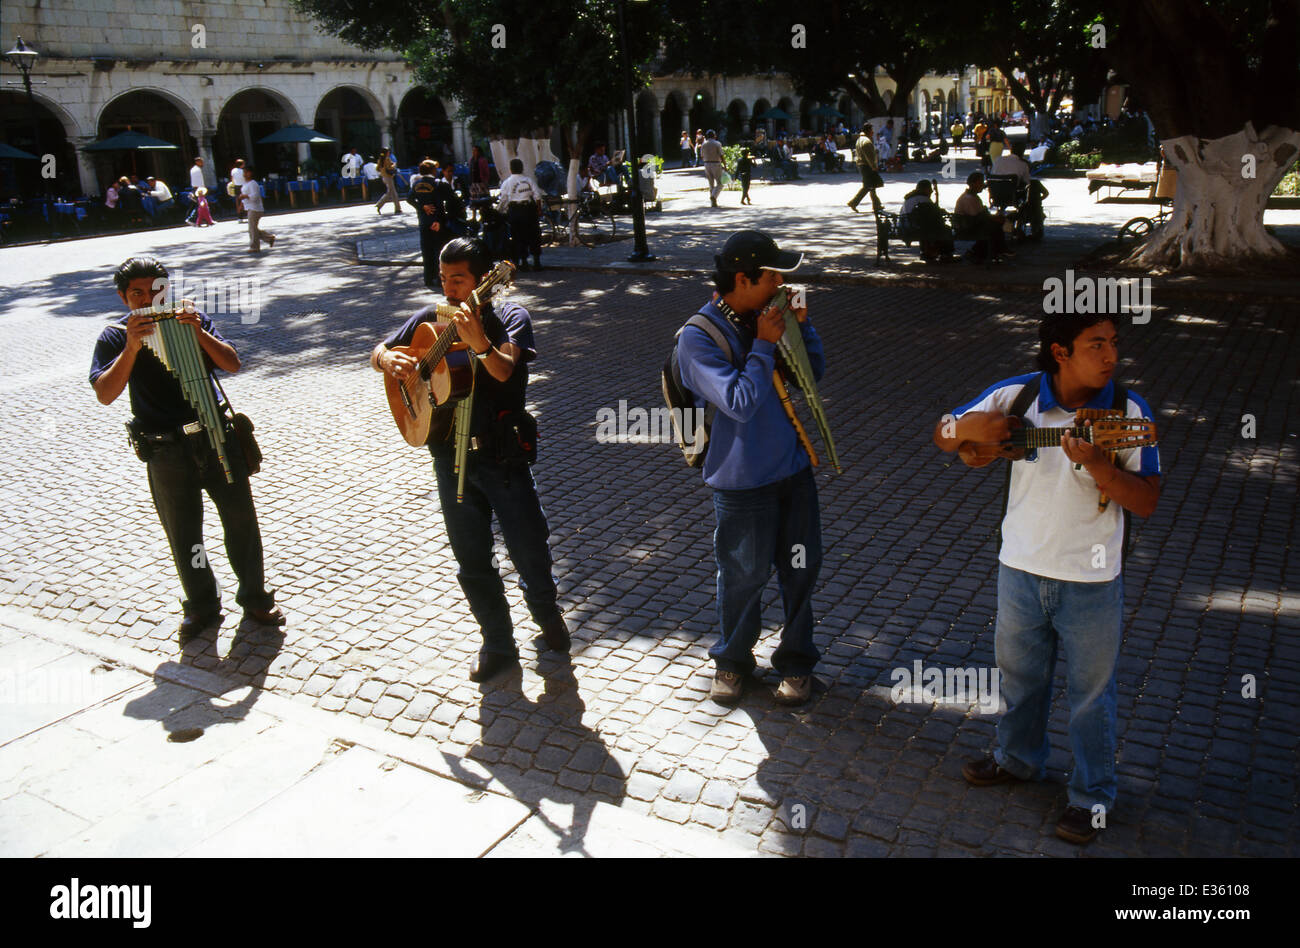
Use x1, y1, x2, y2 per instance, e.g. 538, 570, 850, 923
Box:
768, 287, 842, 474
130, 305, 235, 483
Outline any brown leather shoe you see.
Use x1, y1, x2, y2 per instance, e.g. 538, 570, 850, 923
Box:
243, 605, 286, 626
179, 611, 221, 640
961, 756, 1023, 787
470, 651, 519, 683
537, 614, 570, 653
1055, 805, 1100, 844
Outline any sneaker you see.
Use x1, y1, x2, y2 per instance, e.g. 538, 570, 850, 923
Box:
774, 675, 812, 706
961, 756, 1023, 786
709, 669, 744, 705
1055, 805, 1100, 845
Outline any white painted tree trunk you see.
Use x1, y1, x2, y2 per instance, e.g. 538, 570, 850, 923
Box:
1128, 123, 1300, 271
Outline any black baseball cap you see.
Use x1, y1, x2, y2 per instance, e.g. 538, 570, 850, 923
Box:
714, 230, 803, 273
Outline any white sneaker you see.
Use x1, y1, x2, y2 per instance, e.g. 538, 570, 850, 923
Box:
774, 676, 812, 706
709, 669, 743, 704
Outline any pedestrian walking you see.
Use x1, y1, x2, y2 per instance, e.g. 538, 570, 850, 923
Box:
699, 129, 725, 207
241, 168, 276, 252
375, 148, 402, 215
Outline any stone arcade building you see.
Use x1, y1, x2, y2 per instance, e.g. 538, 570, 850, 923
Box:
4, 0, 975, 199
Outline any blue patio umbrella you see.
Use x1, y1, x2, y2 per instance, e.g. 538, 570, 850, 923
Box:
256, 125, 338, 145
83, 130, 179, 151
0, 142, 39, 160
810, 105, 846, 119
757, 108, 794, 121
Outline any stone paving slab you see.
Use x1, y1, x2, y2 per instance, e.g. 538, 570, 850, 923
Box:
1, 192, 1296, 858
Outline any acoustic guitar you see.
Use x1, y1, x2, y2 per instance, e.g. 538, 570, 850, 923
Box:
957, 411, 1158, 468
383, 261, 515, 446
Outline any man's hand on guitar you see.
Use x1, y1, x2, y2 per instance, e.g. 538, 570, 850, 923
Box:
452, 301, 490, 354
961, 410, 1012, 445
383, 350, 418, 380
1061, 425, 1108, 469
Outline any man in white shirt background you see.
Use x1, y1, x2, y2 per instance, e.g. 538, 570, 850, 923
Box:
496, 157, 543, 271
186, 158, 206, 223
341, 148, 363, 179
230, 158, 248, 221
146, 176, 175, 218
240, 167, 276, 253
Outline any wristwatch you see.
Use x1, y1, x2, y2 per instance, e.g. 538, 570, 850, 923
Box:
474, 344, 492, 360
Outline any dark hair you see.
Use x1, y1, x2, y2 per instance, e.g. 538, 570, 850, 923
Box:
966, 171, 985, 188
1012, 140, 1026, 157
244, 167, 258, 180
1037, 315, 1115, 374
113, 256, 168, 292
509, 158, 523, 173
440, 237, 491, 279
711, 267, 765, 295
419, 159, 437, 173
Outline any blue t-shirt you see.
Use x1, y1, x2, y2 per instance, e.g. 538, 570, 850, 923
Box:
89, 310, 228, 431
382, 299, 536, 447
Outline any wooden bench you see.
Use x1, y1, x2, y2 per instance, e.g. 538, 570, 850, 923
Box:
873, 206, 960, 263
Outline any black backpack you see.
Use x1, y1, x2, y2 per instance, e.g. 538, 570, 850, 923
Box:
661, 312, 733, 467
999, 373, 1131, 561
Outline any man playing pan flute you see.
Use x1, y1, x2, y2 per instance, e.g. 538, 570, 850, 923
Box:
676, 230, 827, 707
89, 256, 283, 640
932, 314, 1160, 844
371, 237, 569, 683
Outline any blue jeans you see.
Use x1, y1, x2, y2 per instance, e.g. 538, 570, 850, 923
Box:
432, 451, 561, 658
710, 466, 822, 677
993, 564, 1123, 810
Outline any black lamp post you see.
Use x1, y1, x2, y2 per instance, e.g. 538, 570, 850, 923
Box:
5, 36, 54, 237
615, 0, 655, 262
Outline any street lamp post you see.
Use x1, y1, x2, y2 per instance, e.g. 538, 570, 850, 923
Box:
5, 36, 54, 238
615, 0, 655, 262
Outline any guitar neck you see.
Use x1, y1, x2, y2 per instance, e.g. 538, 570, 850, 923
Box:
419, 289, 488, 372
1015, 426, 1092, 449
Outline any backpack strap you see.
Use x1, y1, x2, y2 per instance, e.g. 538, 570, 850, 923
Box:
678, 311, 733, 366
999, 374, 1041, 548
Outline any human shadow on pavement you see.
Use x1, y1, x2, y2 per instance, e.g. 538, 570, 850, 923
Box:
123, 617, 284, 741
440, 654, 627, 857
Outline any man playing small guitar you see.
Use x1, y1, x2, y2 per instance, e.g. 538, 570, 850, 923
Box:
370, 238, 569, 682
932, 315, 1160, 845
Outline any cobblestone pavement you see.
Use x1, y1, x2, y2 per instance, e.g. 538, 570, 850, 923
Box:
0, 205, 1296, 857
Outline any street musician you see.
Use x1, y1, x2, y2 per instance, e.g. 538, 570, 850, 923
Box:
675, 230, 827, 707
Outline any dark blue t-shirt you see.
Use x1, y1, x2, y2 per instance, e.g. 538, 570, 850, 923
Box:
382, 299, 536, 447
89, 310, 229, 431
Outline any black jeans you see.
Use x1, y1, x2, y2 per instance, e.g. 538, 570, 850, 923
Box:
432, 449, 560, 657
145, 437, 274, 618
506, 204, 541, 263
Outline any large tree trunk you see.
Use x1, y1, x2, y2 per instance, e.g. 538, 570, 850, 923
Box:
1127, 123, 1300, 271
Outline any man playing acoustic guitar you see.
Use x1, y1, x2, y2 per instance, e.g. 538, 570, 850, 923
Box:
370, 237, 569, 683
932, 314, 1160, 844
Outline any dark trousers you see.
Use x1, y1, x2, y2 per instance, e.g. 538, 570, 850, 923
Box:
710, 465, 822, 677
432, 450, 561, 657
420, 227, 450, 289
848, 166, 882, 210
145, 439, 273, 618
506, 204, 541, 264
739, 173, 751, 202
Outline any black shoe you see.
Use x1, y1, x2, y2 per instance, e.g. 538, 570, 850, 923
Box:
1055, 805, 1100, 844
538, 614, 570, 653
179, 611, 221, 640
469, 651, 519, 683
961, 756, 1023, 787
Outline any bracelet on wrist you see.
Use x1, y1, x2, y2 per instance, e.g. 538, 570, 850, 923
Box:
474, 345, 492, 359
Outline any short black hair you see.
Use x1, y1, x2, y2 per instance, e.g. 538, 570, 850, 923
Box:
711, 267, 765, 295
1037, 315, 1115, 374
113, 256, 167, 292
440, 237, 491, 279
966, 171, 984, 188
509, 158, 523, 173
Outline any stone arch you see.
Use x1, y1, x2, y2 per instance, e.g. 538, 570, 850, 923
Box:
948, 88, 958, 116
752, 98, 771, 139
0, 91, 80, 199
635, 88, 658, 156
313, 83, 383, 162
215, 87, 301, 178
661, 90, 688, 157
396, 86, 453, 166
688, 89, 713, 138
726, 99, 747, 142
776, 96, 795, 135
96, 88, 201, 186
799, 97, 817, 134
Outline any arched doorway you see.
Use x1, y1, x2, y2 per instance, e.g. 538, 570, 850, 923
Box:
837, 95, 852, 127
634, 89, 658, 157
799, 98, 817, 135
688, 90, 712, 139
314, 86, 381, 166
948, 89, 958, 117
0, 92, 78, 199
661, 91, 686, 156
96, 90, 196, 188
397, 87, 453, 166
776, 96, 795, 136
215, 88, 297, 179
752, 98, 771, 140
726, 99, 747, 142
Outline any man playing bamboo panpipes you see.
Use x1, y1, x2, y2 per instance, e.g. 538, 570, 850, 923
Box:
90, 256, 284, 640
676, 230, 826, 707
371, 237, 569, 684
932, 314, 1160, 845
